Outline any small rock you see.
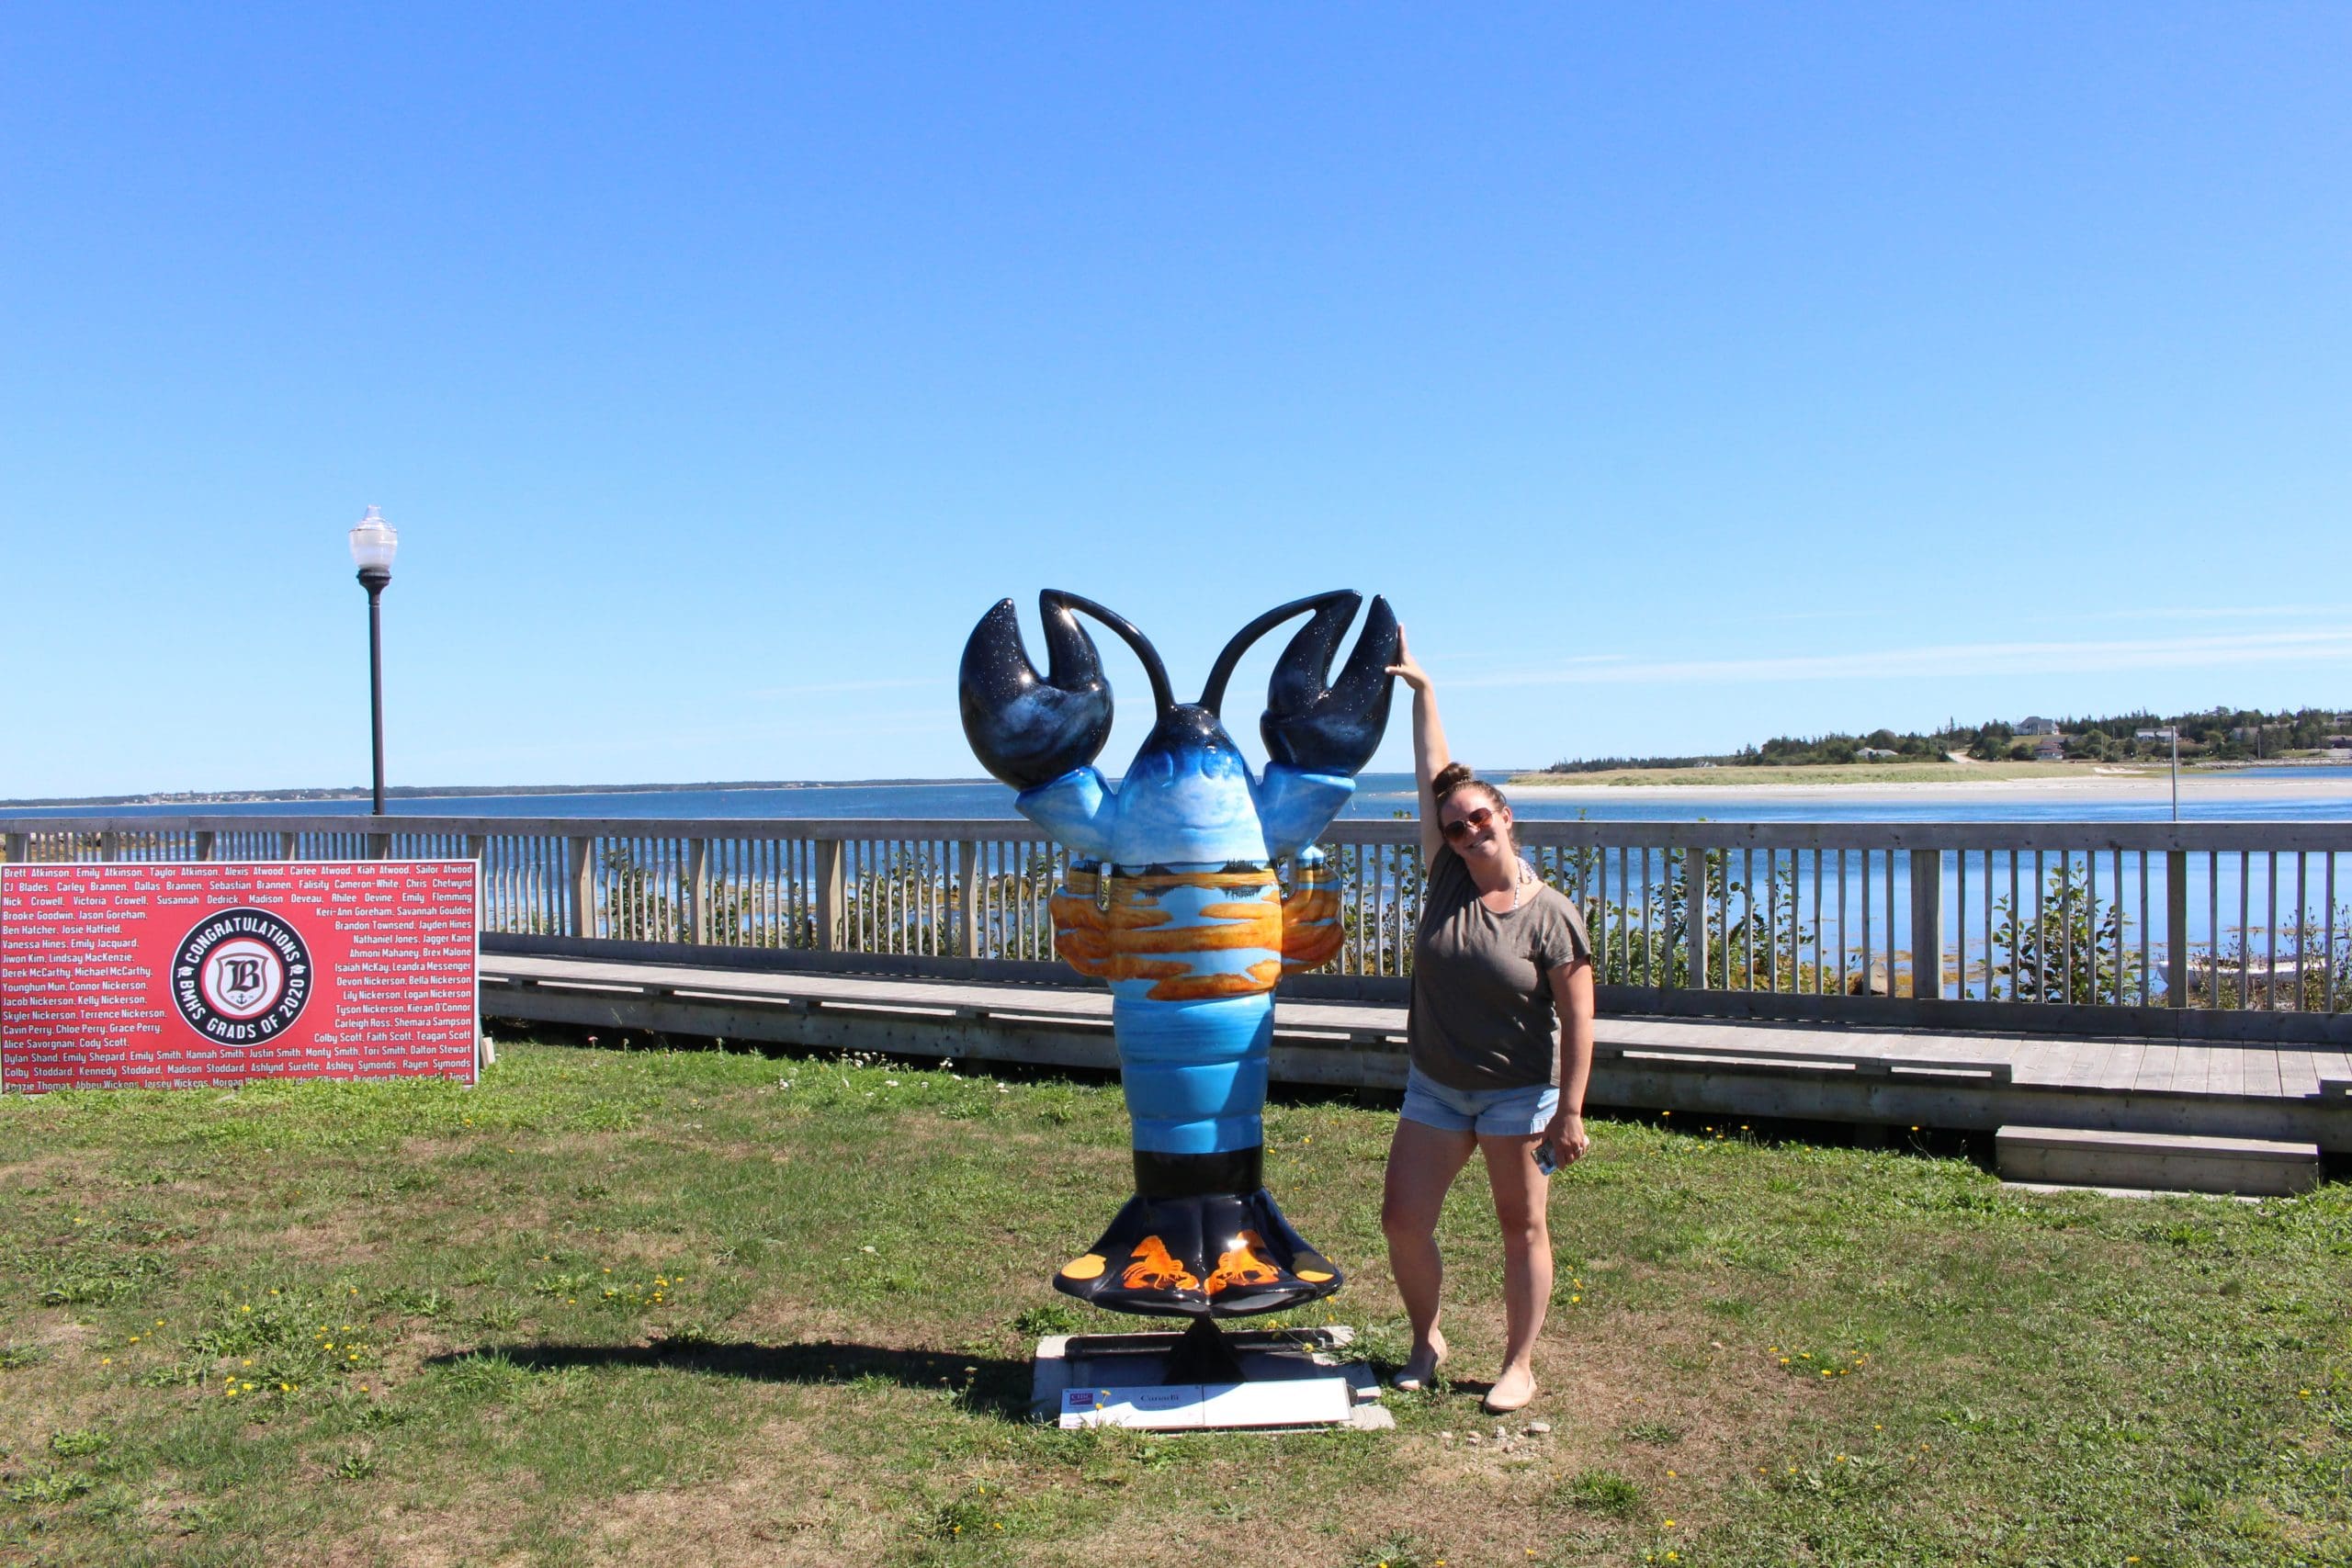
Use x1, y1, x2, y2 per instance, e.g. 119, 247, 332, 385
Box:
1495, 1425, 1508, 1441
1526, 1420, 1552, 1435
1710, 1341, 1725, 1350
1465, 1432, 1482, 1445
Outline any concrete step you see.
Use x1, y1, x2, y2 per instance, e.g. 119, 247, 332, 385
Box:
1996, 1125, 2322, 1197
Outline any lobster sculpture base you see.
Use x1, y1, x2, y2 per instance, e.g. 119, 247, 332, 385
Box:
1034, 1322, 1389, 1429
1055, 1159, 1341, 1320
960, 588, 1398, 1325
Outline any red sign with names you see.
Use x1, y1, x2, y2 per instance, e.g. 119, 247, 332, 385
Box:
1, 861, 478, 1093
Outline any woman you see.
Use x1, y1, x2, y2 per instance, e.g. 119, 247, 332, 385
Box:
1381, 630, 1594, 1414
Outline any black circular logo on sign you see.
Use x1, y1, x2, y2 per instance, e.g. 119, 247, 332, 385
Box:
173, 908, 313, 1044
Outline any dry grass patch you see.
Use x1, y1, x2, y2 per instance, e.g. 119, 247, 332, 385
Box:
573, 1416, 894, 1567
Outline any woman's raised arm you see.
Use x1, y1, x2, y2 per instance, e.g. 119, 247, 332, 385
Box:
1386, 627, 1448, 872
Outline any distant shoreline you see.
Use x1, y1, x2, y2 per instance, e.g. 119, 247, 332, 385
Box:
1508, 768, 2352, 804
0, 778, 996, 810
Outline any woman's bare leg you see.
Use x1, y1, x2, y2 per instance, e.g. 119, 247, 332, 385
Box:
1382, 1118, 1477, 1384
1476, 1132, 1553, 1412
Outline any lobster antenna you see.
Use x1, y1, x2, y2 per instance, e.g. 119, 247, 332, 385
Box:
1196, 590, 1358, 717
1046, 591, 1174, 719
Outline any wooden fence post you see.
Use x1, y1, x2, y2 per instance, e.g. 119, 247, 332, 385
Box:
815, 836, 846, 951
100, 831, 120, 863
956, 840, 982, 958
279, 832, 300, 862
1910, 849, 1944, 999
1686, 844, 1710, 989
194, 831, 216, 863
2166, 848, 2189, 1007
5, 833, 27, 865
568, 836, 595, 940
466, 834, 488, 937
687, 838, 711, 945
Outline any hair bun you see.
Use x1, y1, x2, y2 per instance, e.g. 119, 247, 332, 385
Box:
1430, 761, 1476, 797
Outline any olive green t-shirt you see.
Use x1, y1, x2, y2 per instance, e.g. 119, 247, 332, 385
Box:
1407, 845, 1593, 1091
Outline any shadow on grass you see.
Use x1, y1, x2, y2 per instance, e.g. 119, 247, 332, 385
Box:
424, 1338, 1036, 1420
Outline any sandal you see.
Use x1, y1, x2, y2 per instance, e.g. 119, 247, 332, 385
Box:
1391, 1335, 1447, 1393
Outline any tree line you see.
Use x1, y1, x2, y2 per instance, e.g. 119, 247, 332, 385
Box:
1545, 706, 2352, 773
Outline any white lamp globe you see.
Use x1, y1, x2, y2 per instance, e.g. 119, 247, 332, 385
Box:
347, 505, 399, 574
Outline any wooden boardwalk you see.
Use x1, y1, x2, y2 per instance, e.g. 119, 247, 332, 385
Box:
480, 953, 2352, 1155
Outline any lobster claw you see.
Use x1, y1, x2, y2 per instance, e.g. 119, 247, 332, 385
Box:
1260, 592, 1399, 774
959, 592, 1114, 791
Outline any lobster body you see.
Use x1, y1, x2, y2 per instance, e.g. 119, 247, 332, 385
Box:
960, 592, 1396, 1318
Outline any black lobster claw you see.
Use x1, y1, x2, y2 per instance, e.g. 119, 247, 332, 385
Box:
1261, 592, 1399, 774
959, 592, 1115, 791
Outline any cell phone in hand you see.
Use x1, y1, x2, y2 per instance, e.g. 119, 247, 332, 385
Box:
1533, 1140, 1560, 1176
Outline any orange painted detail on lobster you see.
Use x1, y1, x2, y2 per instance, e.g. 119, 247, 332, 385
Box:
1280, 863, 1345, 974
1121, 1234, 1200, 1292
1049, 868, 1304, 1001
1205, 1230, 1283, 1295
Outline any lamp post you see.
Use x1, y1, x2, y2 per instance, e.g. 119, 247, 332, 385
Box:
347, 506, 399, 818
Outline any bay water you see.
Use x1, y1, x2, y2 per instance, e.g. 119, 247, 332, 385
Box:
15, 767, 2352, 824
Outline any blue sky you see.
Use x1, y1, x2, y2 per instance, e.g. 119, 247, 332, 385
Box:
4, 3, 2346, 798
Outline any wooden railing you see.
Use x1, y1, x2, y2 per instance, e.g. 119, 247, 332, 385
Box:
6, 814, 2349, 1041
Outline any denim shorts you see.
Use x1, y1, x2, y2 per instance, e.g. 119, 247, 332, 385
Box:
1399, 1064, 1558, 1137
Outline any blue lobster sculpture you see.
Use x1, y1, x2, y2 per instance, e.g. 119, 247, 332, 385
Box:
960, 590, 1397, 1319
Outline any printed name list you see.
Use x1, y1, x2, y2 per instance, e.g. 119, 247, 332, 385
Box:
2, 860, 478, 1091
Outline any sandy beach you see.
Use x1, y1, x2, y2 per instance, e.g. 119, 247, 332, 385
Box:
1508, 770, 2352, 807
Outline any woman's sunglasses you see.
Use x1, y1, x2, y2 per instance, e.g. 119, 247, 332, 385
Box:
1441, 806, 1496, 842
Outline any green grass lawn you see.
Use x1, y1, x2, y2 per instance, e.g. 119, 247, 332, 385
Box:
1, 1039, 2346, 1566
